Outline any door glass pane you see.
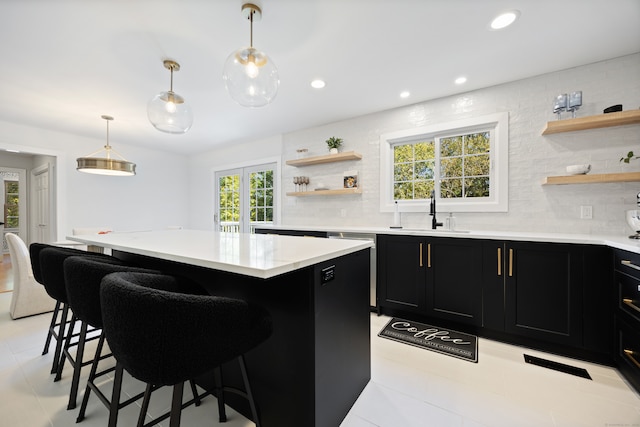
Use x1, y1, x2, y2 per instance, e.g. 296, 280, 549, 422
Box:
4, 181, 19, 228
249, 169, 274, 231
218, 174, 240, 232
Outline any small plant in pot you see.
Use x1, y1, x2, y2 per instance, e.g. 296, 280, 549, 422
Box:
326, 136, 343, 154
621, 151, 639, 164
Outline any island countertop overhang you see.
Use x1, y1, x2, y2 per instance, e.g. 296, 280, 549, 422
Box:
67, 229, 373, 279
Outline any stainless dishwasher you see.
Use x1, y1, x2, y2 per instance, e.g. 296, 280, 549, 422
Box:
327, 232, 377, 309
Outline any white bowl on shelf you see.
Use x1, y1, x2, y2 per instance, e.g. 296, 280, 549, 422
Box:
566, 164, 591, 175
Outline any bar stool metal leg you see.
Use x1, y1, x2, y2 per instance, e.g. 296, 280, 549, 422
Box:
42, 301, 61, 355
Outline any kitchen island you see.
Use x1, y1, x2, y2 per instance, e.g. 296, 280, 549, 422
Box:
68, 229, 373, 427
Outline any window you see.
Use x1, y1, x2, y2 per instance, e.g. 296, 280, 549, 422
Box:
381, 112, 508, 213
4, 180, 20, 228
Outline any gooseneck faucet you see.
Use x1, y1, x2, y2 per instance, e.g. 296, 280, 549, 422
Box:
430, 190, 443, 229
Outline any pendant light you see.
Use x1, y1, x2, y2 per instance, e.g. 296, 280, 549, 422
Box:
76, 115, 136, 176
147, 59, 193, 134
223, 3, 279, 108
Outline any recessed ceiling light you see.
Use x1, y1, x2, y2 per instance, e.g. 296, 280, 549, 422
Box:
454, 76, 467, 85
400, 91, 410, 99
490, 10, 520, 30
311, 79, 326, 89
4, 149, 20, 153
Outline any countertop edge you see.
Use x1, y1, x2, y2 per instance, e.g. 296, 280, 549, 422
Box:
256, 225, 640, 254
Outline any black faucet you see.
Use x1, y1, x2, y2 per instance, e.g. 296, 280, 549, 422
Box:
430, 190, 443, 230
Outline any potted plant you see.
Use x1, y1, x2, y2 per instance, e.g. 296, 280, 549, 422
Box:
621, 151, 639, 163
326, 136, 343, 154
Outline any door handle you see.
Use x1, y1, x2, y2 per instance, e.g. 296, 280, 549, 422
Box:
624, 349, 640, 369
497, 247, 502, 276
621, 260, 640, 271
508, 248, 514, 277
623, 298, 640, 313
427, 243, 431, 268
419, 243, 423, 267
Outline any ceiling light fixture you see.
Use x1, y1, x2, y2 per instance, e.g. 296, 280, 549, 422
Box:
76, 115, 136, 176
400, 91, 410, 99
147, 59, 193, 134
223, 3, 279, 108
455, 76, 467, 85
490, 11, 520, 30
311, 79, 326, 89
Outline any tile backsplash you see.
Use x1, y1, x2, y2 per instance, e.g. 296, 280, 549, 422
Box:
281, 53, 640, 235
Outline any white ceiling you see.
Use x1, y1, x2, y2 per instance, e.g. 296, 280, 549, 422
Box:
2, 0, 639, 155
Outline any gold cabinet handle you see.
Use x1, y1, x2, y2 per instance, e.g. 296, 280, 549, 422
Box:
497, 247, 502, 276
419, 243, 423, 267
508, 248, 513, 277
623, 298, 640, 313
621, 260, 640, 271
624, 349, 640, 369
427, 243, 431, 268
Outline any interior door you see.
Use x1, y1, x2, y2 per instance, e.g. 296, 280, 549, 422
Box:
32, 164, 51, 243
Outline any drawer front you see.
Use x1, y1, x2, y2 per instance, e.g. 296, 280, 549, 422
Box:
617, 271, 640, 323
615, 315, 640, 394
615, 249, 640, 279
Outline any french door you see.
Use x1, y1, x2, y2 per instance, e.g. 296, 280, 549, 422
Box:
215, 163, 276, 233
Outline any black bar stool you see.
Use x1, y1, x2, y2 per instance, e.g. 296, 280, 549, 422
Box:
100, 271, 273, 427
67, 256, 207, 425
29, 243, 114, 375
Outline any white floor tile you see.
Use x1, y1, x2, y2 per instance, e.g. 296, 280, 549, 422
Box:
1, 292, 639, 427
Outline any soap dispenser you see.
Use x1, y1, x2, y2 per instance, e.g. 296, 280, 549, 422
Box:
390, 201, 402, 229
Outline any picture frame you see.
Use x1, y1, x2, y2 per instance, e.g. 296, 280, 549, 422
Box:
343, 170, 358, 189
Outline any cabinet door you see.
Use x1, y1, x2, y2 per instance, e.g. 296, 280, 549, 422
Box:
504, 241, 583, 346
377, 235, 426, 312
426, 237, 483, 326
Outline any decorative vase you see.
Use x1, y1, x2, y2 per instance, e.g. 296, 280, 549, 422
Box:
329, 148, 338, 154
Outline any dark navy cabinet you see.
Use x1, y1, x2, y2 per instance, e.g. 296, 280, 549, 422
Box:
613, 249, 640, 393
377, 235, 483, 326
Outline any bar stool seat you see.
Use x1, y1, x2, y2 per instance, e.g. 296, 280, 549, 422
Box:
100, 271, 273, 427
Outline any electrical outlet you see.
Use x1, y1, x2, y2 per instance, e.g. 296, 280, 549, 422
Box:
580, 205, 592, 219
340, 209, 347, 217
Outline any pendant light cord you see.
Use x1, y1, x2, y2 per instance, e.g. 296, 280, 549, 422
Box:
81, 116, 130, 161
104, 119, 111, 159
249, 8, 254, 48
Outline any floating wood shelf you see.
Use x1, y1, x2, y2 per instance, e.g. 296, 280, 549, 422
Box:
286, 188, 363, 197
542, 110, 640, 135
286, 151, 362, 166
542, 172, 640, 185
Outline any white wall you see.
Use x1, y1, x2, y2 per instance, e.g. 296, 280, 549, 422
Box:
279, 53, 640, 235
0, 120, 190, 241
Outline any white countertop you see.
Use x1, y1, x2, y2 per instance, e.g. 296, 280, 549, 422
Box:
257, 224, 640, 255
67, 229, 373, 279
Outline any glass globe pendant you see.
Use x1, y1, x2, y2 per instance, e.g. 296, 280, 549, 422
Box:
223, 3, 279, 108
147, 59, 193, 134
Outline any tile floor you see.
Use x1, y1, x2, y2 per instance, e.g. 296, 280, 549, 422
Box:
1, 292, 638, 427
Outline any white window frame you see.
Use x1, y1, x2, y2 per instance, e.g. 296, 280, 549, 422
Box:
380, 112, 508, 213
